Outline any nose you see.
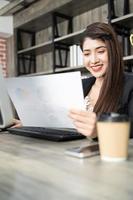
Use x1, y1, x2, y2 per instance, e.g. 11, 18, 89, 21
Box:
90, 53, 99, 64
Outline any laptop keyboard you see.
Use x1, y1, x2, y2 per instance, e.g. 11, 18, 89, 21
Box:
7, 126, 85, 142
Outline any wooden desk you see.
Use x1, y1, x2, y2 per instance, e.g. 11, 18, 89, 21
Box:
0, 132, 133, 200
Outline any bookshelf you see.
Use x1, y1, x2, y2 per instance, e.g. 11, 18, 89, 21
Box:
14, 0, 107, 75
109, 0, 133, 71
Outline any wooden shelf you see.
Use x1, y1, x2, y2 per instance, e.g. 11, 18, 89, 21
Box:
123, 55, 133, 63
54, 29, 84, 45
55, 65, 84, 72
24, 66, 88, 76
24, 70, 54, 77
15, 0, 106, 32
17, 40, 52, 55
111, 13, 133, 29
17, 29, 84, 55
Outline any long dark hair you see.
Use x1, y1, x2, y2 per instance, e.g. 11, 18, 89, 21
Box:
80, 22, 124, 114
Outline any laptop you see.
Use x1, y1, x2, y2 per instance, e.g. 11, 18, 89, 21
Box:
0, 65, 14, 129
5, 71, 86, 141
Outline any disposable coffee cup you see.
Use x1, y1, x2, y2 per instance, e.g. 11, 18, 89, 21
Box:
97, 113, 130, 162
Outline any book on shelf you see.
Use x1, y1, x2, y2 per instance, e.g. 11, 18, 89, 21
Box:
69, 44, 83, 67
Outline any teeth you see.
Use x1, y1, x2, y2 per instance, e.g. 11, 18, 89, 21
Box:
92, 66, 100, 68
92, 65, 102, 68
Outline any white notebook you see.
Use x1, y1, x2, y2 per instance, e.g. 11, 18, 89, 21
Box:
6, 71, 85, 128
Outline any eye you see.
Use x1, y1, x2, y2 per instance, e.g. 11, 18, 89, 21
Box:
83, 52, 90, 56
97, 50, 105, 54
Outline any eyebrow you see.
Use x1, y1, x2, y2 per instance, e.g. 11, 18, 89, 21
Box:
83, 46, 107, 52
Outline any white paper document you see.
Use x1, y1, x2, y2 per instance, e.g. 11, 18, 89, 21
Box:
6, 72, 85, 128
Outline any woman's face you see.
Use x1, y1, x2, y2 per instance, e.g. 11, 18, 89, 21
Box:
82, 37, 109, 78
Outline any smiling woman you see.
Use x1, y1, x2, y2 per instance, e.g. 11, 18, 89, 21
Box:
69, 22, 133, 139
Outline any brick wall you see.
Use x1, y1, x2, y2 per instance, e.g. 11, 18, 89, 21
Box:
0, 38, 7, 77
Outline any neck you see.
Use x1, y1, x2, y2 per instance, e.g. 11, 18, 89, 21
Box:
94, 77, 104, 89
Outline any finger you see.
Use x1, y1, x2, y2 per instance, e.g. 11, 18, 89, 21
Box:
70, 109, 88, 117
75, 124, 97, 137
69, 113, 96, 125
76, 127, 93, 137
74, 120, 96, 130
11, 123, 22, 128
11, 124, 20, 128
69, 109, 96, 119
74, 121, 96, 134
14, 122, 22, 127
11, 119, 22, 128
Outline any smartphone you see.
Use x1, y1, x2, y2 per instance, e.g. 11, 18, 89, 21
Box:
65, 143, 99, 158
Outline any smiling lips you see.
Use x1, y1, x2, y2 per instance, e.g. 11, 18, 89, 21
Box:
90, 64, 103, 72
